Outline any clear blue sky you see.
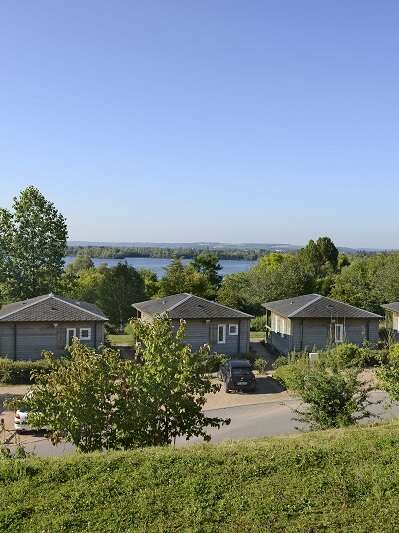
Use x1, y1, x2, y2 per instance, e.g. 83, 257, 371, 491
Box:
1, 1, 398, 248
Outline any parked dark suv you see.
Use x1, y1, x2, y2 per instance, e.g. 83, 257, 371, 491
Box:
218, 359, 256, 393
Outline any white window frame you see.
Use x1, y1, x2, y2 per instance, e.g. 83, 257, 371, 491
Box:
66, 328, 77, 346
217, 324, 226, 344
335, 324, 344, 343
228, 323, 238, 336
80, 327, 92, 341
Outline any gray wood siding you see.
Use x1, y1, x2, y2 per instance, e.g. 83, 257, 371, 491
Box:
172, 318, 250, 355
270, 317, 379, 354
0, 321, 105, 360
0, 324, 16, 358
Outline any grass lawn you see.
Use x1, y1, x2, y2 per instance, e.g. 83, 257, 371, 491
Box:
107, 334, 135, 346
1, 421, 399, 531
250, 330, 265, 340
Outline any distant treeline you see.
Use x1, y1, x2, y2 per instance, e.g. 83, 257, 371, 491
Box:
66, 246, 268, 261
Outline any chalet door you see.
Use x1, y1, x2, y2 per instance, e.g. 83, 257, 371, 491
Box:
66, 328, 77, 346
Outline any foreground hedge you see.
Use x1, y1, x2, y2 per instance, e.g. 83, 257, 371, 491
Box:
1, 422, 399, 531
0, 358, 52, 384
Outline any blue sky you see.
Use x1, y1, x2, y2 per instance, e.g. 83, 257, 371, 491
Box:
1, 1, 398, 247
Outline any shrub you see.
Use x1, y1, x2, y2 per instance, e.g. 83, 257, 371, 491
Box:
272, 355, 288, 370
0, 358, 52, 384
273, 358, 310, 391
205, 353, 228, 373
250, 315, 266, 331
321, 343, 380, 370
377, 343, 399, 402
293, 368, 374, 430
253, 358, 268, 374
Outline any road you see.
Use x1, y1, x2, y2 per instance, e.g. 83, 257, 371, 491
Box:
5, 390, 399, 456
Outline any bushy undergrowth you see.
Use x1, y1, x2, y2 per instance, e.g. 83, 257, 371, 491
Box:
1, 423, 399, 531
253, 357, 268, 374
0, 358, 52, 384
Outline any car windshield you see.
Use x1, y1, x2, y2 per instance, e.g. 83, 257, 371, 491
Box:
231, 367, 251, 375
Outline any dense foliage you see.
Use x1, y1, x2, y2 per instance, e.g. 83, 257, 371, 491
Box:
273, 344, 376, 430
67, 245, 266, 260
0, 186, 68, 301
0, 358, 52, 384
3, 423, 399, 531
24, 317, 228, 452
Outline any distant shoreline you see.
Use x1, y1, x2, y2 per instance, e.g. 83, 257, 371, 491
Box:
66, 245, 268, 261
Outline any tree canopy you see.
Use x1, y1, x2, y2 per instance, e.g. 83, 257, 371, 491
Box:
0, 186, 68, 301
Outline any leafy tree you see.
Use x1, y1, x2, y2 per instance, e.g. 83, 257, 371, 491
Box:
66, 251, 94, 274
0, 186, 68, 301
26, 344, 129, 452
332, 253, 399, 313
25, 317, 228, 452
217, 272, 252, 312
217, 255, 311, 314
293, 367, 374, 430
191, 252, 222, 295
97, 262, 145, 328
245, 255, 312, 311
67, 268, 105, 303
130, 315, 229, 445
138, 268, 159, 298
158, 259, 212, 298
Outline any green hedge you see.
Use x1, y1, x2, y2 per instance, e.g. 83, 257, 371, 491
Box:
0, 358, 52, 385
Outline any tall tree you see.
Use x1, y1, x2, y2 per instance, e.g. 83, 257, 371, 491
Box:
0, 186, 68, 301
191, 252, 222, 295
158, 258, 212, 298
65, 251, 94, 274
97, 262, 145, 328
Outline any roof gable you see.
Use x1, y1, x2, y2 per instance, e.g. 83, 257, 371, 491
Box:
133, 293, 253, 320
0, 294, 108, 322
263, 294, 381, 319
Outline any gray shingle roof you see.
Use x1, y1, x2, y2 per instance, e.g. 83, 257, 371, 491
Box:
262, 294, 381, 319
0, 294, 108, 322
133, 293, 253, 320
382, 303, 399, 313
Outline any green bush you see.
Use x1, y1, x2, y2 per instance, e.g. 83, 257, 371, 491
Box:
250, 315, 266, 331
293, 367, 373, 430
0, 358, 52, 384
272, 355, 288, 370
320, 343, 380, 370
273, 357, 310, 391
253, 357, 268, 374
205, 353, 228, 373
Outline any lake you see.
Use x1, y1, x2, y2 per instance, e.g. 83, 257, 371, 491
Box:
64, 256, 256, 278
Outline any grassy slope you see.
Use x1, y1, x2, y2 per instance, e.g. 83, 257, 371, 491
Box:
1, 423, 399, 532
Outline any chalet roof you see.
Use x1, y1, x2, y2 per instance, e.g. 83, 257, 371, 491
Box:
0, 294, 108, 322
262, 294, 381, 319
133, 293, 253, 320
382, 302, 399, 313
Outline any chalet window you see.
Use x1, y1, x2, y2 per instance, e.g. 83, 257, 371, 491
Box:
335, 324, 344, 343
217, 324, 226, 344
80, 328, 91, 341
229, 324, 238, 336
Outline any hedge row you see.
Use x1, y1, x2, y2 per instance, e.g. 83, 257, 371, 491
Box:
0, 358, 52, 384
